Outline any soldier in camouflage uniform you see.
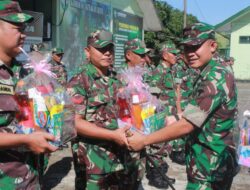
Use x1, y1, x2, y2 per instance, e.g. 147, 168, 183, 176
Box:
144, 49, 157, 72
122, 38, 150, 69
127, 22, 239, 190
149, 41, 181, 114
67, 30, 141, 190
50, 47, 67, 86
122, 39, 170, 188
147, 42, 197, 166
223, 55, 235, 73
140, 42, 181, 188
168, 50, 199, 165
0, 1, 57, 189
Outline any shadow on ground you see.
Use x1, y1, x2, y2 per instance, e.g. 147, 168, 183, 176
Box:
42, 157, 73, 190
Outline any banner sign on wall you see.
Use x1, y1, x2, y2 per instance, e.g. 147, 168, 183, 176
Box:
60, 0, 111, 79
113, 8, 143, 68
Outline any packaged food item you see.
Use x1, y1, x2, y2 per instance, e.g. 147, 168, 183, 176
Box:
117, 92, 131, 123
15, 49, 76, 147
131, 94, 143, 130
117, 66, 167, 134
15, 91, 36, 134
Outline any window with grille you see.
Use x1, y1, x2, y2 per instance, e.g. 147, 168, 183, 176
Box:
239, 36, 250, 44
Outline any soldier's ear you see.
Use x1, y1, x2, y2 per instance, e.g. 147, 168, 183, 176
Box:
210, 40, 217, 53
84, 47, 90, 60
162, 51, 168, 60
125, 50, 130, 60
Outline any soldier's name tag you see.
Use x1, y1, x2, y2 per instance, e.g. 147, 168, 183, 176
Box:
0, 83, 14, 95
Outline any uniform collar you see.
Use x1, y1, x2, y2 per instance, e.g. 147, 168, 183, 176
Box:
160, 61, 171, 71
86, 62, 116, 80
199, 59, 217, 78
0, 59, 14, 76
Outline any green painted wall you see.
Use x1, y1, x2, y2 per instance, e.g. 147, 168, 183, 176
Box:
230, 13, 250, 80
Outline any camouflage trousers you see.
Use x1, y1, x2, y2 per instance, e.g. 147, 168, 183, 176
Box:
186, 172, 234, 190
169, 138, 186, 152
71, 141, 145, 190
71, 142, 86, 190
0, 151, 40, 190
86, 170, 142, 190
73, 156, 143, 190
146, 143, 169, 168
186, 147, 239, 190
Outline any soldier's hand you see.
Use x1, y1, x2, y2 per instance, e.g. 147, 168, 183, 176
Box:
25, 131, 58, 154
112, 126, 130, 147
127, 130, 146, 151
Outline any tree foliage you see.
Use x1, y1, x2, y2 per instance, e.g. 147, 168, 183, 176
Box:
145, 0, 199, 51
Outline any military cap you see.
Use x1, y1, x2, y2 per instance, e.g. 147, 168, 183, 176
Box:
87, 30, 113, 48
124, 38, 150, 55
230, 57, 235, 61
52, 47, 64, 54
225, 56, 235, 62
30, 43, 46, 52
0, 0, 33, 23
180, 22, 215, 46
160, 41, 180, 54
147, 48, 156, 58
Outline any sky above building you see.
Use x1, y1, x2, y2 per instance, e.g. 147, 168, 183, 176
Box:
164, 0, 250, 25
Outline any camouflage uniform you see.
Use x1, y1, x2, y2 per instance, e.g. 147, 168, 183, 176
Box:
169, 57, 198, 158
68, 62, 142, 189
181, 22, 239, 189
148, 42, 196, 161
50, 47, 67, 86
0, 60, 40, 190
140, 44, 173, 187
146, 53, 183, 168
67, 31, 141, 190
144, 49, 157, 72
148, 61, 173, 105
183, 59, 238, 189
216, 54, 234, 74
0, 1, 40, 189
150, 42, 181, 115
172, 57, 197, 112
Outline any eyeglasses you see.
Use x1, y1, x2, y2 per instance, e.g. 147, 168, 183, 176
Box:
183, 44, 202, 53
183, 40, 207, 53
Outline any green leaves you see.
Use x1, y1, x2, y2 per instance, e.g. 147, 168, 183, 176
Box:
145, 0, 199, 51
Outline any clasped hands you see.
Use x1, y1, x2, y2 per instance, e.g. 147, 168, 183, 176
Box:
112, 125, 146, 152
114, 114, 181, 151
